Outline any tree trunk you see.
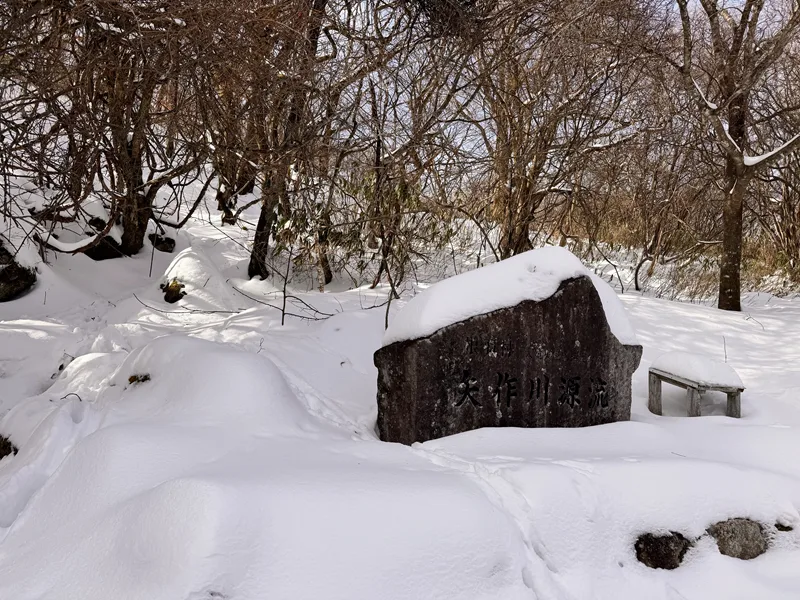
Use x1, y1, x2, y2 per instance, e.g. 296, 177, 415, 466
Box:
498, 191, 536, 259
248, 206, 273, 280
119, 143, 149, 255
245, 0, 328, 278
317, 208, 333, 287
216, 184, 237, 225
248, 170, 282, 279
499, 219, 532, 259
718, 99, 749, 312
718, 160, 748, 311
120, 192, 150, 255
236, 160, 258, 196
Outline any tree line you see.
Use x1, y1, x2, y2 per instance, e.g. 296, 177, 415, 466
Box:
1, 0, 799, 310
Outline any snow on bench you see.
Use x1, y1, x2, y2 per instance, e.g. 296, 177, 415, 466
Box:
648, 351, 745, 418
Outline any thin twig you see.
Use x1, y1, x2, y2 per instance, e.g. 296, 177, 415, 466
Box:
132, 293, 242, 315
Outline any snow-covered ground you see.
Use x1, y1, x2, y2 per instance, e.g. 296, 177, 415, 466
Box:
1, 210, 799, 600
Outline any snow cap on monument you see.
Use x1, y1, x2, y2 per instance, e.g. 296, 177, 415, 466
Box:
376, 247, 643, 445
382, 246, 637, 347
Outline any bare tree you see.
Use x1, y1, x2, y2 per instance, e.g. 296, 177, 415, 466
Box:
674, 0, 800, 310
467, 0, 653, 258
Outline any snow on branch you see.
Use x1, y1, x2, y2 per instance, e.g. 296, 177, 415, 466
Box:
44, 235, 99, 253
721, 123, 742, 155
744, 132, 800, 168
35, 233, 100, 254
692, 78, 718, 112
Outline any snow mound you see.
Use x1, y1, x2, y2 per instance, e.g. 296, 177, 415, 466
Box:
159, 248, 242, 312
0, 335, 533, 600
383, 247, 638, 346
652, 351, 744, 388
425, 423, 800, 599
1, 351, 121, 447
103, 335, 327, 435
0, 320, 85, 415
0, 263, 90, 321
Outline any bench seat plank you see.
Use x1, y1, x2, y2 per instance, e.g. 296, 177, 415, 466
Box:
648, 365, 744, 418
649, 368, 744, 393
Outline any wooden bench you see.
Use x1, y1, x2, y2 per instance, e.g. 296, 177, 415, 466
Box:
648, 368, 744, 418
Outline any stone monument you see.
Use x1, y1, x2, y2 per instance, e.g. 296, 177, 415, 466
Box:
374, 248, 642, 445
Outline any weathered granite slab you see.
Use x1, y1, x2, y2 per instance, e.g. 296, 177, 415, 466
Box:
375, 276, 643, 444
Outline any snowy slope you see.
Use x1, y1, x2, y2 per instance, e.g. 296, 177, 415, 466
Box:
0, 220, 799, 600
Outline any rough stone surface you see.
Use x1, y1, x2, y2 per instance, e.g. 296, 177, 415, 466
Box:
84, 218, 125, 261
87, 216, 107, 231
375, 276, 642, 444
84, 237, 124, 260
707, 518, 767, 560
0, 435, 18, 459
84, 217, 125, 260
0, 242, 36, 301
148, 234, 176, 253
635, 532, 692, 570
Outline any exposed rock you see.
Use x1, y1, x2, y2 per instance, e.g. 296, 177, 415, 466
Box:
148, 233, 176, 253
84, 218, 124, 261
776, 522, 793, 532
84, 237, 124, 261
0, 241, 36, 301
128, 373, 151, 385
635, 532, 691, 570
0, 435, 18, 459
707, 518, 767, 560
160, 278, 186, 304
87, 216, 107, 231
375, 276, 642, 444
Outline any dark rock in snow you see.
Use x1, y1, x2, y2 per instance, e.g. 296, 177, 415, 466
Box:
148, 234, 176, 253
87, 217, 107, 231
84, 237, 124, 261
374, 276, 642, 444
0, 241, 36, 301
0, 434, 18, 459
161, 278, 186, 304
635, 532, 692, 570
84, 218, 125, 260
775, 522, 793, 532
707, 518, 767, 560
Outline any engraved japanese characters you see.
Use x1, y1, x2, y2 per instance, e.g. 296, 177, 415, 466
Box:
375, 272, 642, 445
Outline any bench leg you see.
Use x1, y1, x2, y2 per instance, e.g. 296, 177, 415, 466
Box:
648, 373, 662, 415
726, 392, 741, 418
687, 388, 702, 417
